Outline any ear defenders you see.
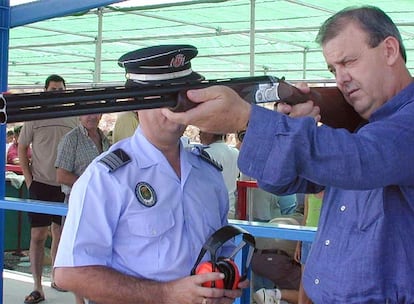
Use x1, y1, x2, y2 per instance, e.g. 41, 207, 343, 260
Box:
191, 225, 256, 289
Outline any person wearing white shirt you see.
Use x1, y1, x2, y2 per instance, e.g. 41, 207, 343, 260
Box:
200, 131, 240, 219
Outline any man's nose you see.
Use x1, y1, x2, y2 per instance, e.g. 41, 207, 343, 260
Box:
335, 67, 351, 87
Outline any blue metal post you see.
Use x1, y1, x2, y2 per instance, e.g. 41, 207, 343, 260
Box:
0, 1, 9, 302
10, 0, 123, 28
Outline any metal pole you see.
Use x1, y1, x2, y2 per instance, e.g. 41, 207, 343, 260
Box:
94, 7, 104, 83
303, 47, 308, 79
249, 0, 256, 76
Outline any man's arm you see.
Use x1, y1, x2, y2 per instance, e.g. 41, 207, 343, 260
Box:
54, 266, 245, 304
162, 85, 320, 135
162, 86, 251, 134
18, 143, 32, 188
56, 168, 78, 187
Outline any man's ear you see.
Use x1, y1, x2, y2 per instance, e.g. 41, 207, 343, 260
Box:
383, 36, 401, 65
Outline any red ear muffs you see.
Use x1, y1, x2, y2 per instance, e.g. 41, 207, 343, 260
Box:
217, 258, 240, 289
196, 261, 225, 289
191, 225, 255, 290
195, 259, 240, 289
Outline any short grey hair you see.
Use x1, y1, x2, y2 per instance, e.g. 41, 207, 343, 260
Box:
316, 6, 406, 62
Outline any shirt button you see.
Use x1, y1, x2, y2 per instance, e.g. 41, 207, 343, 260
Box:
151, 230, 157, 235
340, 205, 346, 211
324, 240, 330, 246
314, 278, 320, 285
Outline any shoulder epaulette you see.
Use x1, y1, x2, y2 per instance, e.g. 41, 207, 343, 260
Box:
99, 148, 131, 172
190, 145, 223, 171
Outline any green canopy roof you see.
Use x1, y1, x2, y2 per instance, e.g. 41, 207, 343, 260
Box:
8, 0, 414, 87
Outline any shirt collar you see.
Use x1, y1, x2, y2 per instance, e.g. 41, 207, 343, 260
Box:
79, 124, 89, 136
370, 81, 414, 122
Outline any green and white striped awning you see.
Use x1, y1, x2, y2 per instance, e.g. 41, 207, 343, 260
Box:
8, 0, 414, 88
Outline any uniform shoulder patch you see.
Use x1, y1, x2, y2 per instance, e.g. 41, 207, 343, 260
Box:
99, 148, 131, 172
190, 145, 223, 171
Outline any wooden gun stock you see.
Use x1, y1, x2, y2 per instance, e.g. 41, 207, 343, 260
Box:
276, 82, 365, 132
311, 86, 365, 132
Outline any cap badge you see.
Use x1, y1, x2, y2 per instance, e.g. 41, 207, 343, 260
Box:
135, 182, 157, 207
170, 54, 186, 68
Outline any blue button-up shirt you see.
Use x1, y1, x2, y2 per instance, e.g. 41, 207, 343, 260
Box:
239, 82, 414, 303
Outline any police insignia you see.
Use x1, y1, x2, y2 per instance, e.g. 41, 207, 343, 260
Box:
170, 54, 185, 67
135, 182, 157, 207
99, 148, 131, 172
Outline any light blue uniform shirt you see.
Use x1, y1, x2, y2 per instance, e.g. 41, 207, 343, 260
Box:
55, 127, 231, 281
239, 82, 414, 303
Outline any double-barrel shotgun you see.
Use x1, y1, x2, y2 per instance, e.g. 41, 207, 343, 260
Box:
0, 76, 364, 132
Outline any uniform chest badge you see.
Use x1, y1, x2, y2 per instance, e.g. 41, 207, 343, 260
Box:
135, 182, 157, 207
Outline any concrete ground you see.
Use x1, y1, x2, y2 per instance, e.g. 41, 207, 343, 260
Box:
4, 269, 78, 304
3, 249, 79, 304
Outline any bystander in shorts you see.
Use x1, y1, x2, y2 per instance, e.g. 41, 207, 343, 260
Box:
27, 181, 65, 227
251, 215, 303, 291
252, 248, 301, 290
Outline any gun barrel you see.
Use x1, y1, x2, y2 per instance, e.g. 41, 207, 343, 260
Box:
2, 76, 279, 124
6, 97, 178, 123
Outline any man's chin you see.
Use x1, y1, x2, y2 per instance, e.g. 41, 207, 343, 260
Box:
353, 105, 370, 119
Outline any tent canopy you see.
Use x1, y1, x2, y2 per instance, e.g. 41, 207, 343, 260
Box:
8, 0, 414, 87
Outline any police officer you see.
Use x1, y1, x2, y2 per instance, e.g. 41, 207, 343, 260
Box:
54, 45, 249, 304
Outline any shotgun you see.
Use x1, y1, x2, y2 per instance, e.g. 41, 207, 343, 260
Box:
1, 75, 363, 131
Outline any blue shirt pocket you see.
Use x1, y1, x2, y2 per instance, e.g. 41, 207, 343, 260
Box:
126, 208, 175, 238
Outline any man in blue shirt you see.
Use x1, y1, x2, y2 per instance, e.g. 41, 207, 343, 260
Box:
163, 6, 414, 303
